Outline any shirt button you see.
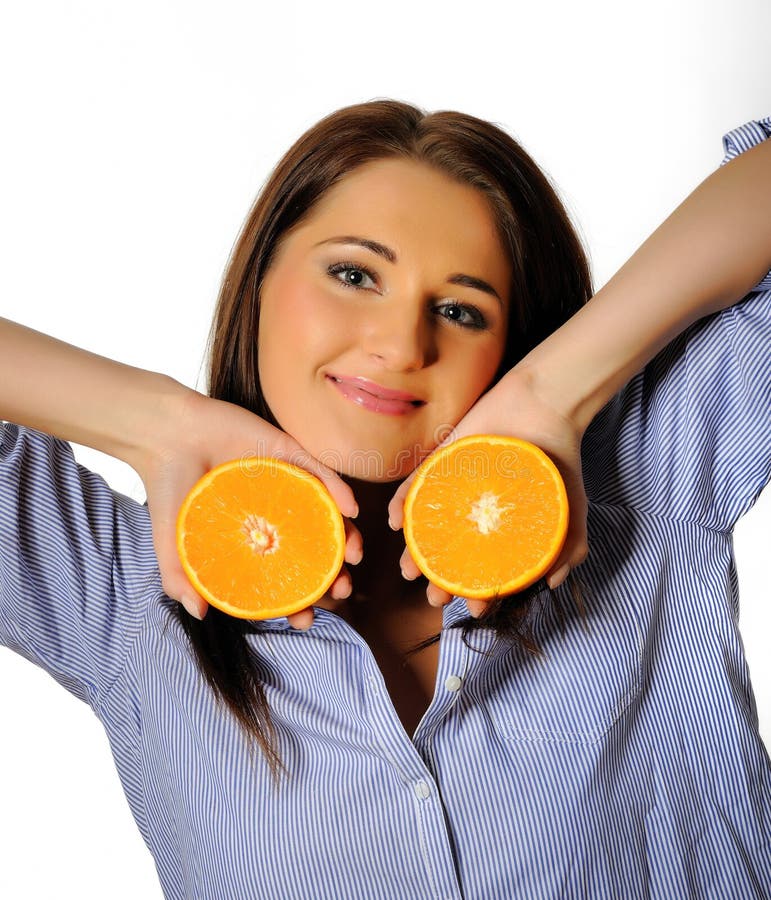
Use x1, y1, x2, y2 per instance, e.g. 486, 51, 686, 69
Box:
444, 674, 462, 692
414, 780, 431, 800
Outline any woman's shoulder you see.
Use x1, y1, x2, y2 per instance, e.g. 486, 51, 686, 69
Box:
1, 421, 161, 713
1, 420, 150, 510
580, 286, 771, 531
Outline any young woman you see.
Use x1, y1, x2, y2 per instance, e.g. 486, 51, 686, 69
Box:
1, 101, 769, 898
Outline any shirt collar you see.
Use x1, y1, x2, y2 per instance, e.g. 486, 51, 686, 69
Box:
248, 593, 474, 642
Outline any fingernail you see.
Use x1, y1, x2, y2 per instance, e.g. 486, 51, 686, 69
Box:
291, 610, 314, 631
333, 578, 352, 600
182, 594, 203, 620
548, 564, 570, 590
352, 547, 363, 565
351, 503, 359, 519
388, 517, 396, 530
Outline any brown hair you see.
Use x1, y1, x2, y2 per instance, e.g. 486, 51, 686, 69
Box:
171, 99, 592, 784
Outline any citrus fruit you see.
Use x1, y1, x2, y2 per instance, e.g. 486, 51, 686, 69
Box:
403, 435, 569, 599
176, 457, 346, 619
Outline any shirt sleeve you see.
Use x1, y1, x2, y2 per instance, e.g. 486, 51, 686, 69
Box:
583, 117, 771, 533
0, 421, 159, 715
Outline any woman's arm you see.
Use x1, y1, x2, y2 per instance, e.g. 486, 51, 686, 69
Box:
0, 318, 362, 624
0, 317, 185, 475
392, 126, 771, 602
514, 135, 771, 432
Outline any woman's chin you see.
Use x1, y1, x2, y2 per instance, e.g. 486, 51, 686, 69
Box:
327, 458, 413, 484
307, 446, 429, 484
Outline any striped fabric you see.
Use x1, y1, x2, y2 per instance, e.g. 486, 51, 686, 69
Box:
2, 118, 770, 899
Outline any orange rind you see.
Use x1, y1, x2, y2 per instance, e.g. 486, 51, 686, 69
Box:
176, 457, 346, 619
403, 435, 569, 599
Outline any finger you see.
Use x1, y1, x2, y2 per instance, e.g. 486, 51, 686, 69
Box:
329, 565, 353, 601
343, 518, 363, 566
279, 442, 359, 520
287, 607, 314, 630
545, 521, 589, 589
426, 581, 452, 608
387, 471, 416, 531
546, 564, 570, 591
287, 530, 357, 630
387, 428, 463, 530
545, 472, 589, 588
179, 591, 208, 620
290, 566, 353, 627
399, 545, 422, 581
465, 599, 488, 618
151, 505, 209, 619
546, 536, 590, 589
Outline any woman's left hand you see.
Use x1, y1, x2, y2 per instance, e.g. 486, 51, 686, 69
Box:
387, 367, 590, 617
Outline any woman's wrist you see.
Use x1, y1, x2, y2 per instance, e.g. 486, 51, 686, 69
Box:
116, 371, 197, 477
510, 135, 771, 433
510, 266, 735, 434
507, 275, 684, 434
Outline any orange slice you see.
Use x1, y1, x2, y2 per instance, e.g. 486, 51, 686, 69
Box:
176, 457, 346, 619
403, 435, 569, 599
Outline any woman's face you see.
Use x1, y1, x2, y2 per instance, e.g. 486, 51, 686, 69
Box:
257, 157, 512, 482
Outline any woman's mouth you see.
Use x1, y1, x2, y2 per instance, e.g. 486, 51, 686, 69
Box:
326, 375, 424, 416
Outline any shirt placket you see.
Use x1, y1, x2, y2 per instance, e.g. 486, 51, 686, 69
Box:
336, 598, 476, 900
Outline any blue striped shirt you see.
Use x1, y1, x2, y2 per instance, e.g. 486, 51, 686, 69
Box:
2, 118, 770, 899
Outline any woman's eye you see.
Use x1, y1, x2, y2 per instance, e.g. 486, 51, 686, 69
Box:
327, 261, 488, 331
327, 262, 378, 290
436, 303, 488, 331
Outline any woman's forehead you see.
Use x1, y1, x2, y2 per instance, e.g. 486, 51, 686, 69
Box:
309, 157, 490, 223
290, 158, 512, 290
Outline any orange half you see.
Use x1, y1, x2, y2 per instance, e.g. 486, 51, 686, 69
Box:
176, 457, 346, 619
403, 435, 569, 599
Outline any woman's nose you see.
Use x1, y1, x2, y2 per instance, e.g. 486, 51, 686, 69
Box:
361, 304, 433, 371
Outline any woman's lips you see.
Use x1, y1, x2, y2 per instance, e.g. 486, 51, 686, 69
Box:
326, 375, 424, 416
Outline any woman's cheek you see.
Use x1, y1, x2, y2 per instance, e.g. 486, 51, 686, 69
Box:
288, 285, 349, 352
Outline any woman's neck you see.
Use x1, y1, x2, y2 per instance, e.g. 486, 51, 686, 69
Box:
340, 474, 426, 610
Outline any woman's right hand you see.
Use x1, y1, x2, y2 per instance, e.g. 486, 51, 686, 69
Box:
136, 388, 362, 629
388, 365, 590, 617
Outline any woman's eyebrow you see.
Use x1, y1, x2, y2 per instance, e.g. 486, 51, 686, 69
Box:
314, 234, 503, 306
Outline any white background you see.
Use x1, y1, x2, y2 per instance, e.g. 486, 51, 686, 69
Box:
1, 1, 769, 897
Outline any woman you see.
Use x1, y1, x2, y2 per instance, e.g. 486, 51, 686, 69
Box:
1, 100, 769, 898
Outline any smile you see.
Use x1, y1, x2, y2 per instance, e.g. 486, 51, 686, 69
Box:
326, 376, 424, 416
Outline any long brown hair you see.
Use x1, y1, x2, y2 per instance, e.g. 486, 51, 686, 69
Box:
171, 99, 592, 784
